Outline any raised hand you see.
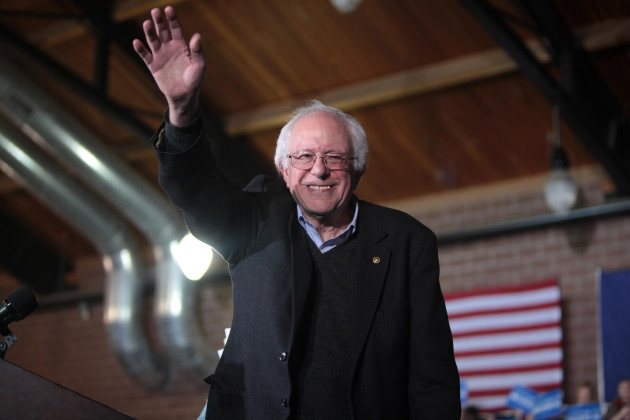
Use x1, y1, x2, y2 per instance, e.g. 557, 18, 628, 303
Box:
133, 6, 206, 126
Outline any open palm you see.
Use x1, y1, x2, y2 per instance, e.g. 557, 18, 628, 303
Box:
133, 7, 205, 125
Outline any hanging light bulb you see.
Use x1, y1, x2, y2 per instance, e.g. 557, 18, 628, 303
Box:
330, 0, 361, 14
544, 147, 578, 213
544, 106, 578, 213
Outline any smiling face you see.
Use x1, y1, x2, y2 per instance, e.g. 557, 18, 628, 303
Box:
280, 111, 362, 228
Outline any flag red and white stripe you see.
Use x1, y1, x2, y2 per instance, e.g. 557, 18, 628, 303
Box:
444, 279, 563, 411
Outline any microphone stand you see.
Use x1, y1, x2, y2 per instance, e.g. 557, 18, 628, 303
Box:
0, 325, 18, 359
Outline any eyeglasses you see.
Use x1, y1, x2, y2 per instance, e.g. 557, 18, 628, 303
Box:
287, 153, 356, 170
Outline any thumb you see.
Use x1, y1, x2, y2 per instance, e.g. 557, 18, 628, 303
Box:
189, 33, 203, 59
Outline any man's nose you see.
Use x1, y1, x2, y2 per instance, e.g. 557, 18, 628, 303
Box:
310, 156, 329, 176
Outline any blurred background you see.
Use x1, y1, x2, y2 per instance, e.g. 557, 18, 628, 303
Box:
0, 0, 629, 418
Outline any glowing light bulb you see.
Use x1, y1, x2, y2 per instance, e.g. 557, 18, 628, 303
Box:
174, 233, 213, 280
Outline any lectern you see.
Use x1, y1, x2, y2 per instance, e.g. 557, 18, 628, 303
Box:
0, 359, 135, 420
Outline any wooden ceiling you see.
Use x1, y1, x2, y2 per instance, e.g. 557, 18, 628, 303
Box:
1, 0, 629, 293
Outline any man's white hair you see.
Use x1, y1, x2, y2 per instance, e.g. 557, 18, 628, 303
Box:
274, 100, 368, 174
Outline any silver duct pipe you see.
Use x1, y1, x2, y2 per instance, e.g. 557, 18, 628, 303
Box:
0, 113, 169, 390
0, 58, 221, 380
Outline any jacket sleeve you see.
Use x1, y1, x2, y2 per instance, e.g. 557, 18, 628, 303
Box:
408, 229, 461, 419
151, 119, 267, 263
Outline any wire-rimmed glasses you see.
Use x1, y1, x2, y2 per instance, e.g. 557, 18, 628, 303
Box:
287, 152, 356, 170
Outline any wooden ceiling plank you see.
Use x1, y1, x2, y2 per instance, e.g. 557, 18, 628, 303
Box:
25, 0, 187, 46
112, 0, 187, 22
225, 18, 630, 136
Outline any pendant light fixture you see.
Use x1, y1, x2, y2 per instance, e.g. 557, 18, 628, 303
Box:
544, 106, 578, 213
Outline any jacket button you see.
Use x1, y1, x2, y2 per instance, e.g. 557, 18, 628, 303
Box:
279, 352, 287, 361
281, 398, 288, 407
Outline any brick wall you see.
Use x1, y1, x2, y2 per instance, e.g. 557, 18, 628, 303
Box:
436, 217, 629, 402
409, 168, 630, 405
2, 167, 629, 418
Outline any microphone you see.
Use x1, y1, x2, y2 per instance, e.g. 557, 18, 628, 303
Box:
0, 286, 38, 335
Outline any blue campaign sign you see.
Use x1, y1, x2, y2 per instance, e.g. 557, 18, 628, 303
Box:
564, 403, 602, 420
532, 389, 564, 420
460, 381, 469, 404
507, 385, 538, 413
600, 269, 630, 402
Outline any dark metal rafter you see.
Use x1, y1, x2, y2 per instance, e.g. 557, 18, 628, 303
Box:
458, 0, 630, 196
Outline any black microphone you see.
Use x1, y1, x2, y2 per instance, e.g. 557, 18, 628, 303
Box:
0, 286, 38, 335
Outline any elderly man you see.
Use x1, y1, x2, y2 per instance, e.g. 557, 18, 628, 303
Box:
134, 6, 460, 420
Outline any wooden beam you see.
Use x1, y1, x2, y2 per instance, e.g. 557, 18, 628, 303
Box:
382, 164, 608, 217
225, 18, 630, 136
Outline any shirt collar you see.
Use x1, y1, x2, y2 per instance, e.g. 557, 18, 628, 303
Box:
297, 200, 359, 253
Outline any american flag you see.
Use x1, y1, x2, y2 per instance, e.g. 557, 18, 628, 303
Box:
444, 279, 563, 411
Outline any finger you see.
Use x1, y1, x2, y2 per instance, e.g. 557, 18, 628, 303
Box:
142, 19, 161, 53
151, 7, 171, 43
164, 6, 185, 42
132, 39, 153, 66
189, 33, 203, 56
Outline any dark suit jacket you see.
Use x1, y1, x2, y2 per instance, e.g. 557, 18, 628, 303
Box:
153, 122, 461, 420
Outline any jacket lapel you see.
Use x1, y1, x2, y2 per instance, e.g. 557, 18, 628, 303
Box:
287, 210, 314, 346
348, 203, 391, 366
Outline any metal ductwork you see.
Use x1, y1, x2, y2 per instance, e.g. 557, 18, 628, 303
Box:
0, 113, 169, 390
0, 57, 222, 383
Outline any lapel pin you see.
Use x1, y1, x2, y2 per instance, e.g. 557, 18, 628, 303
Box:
372, 256, 381, 264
